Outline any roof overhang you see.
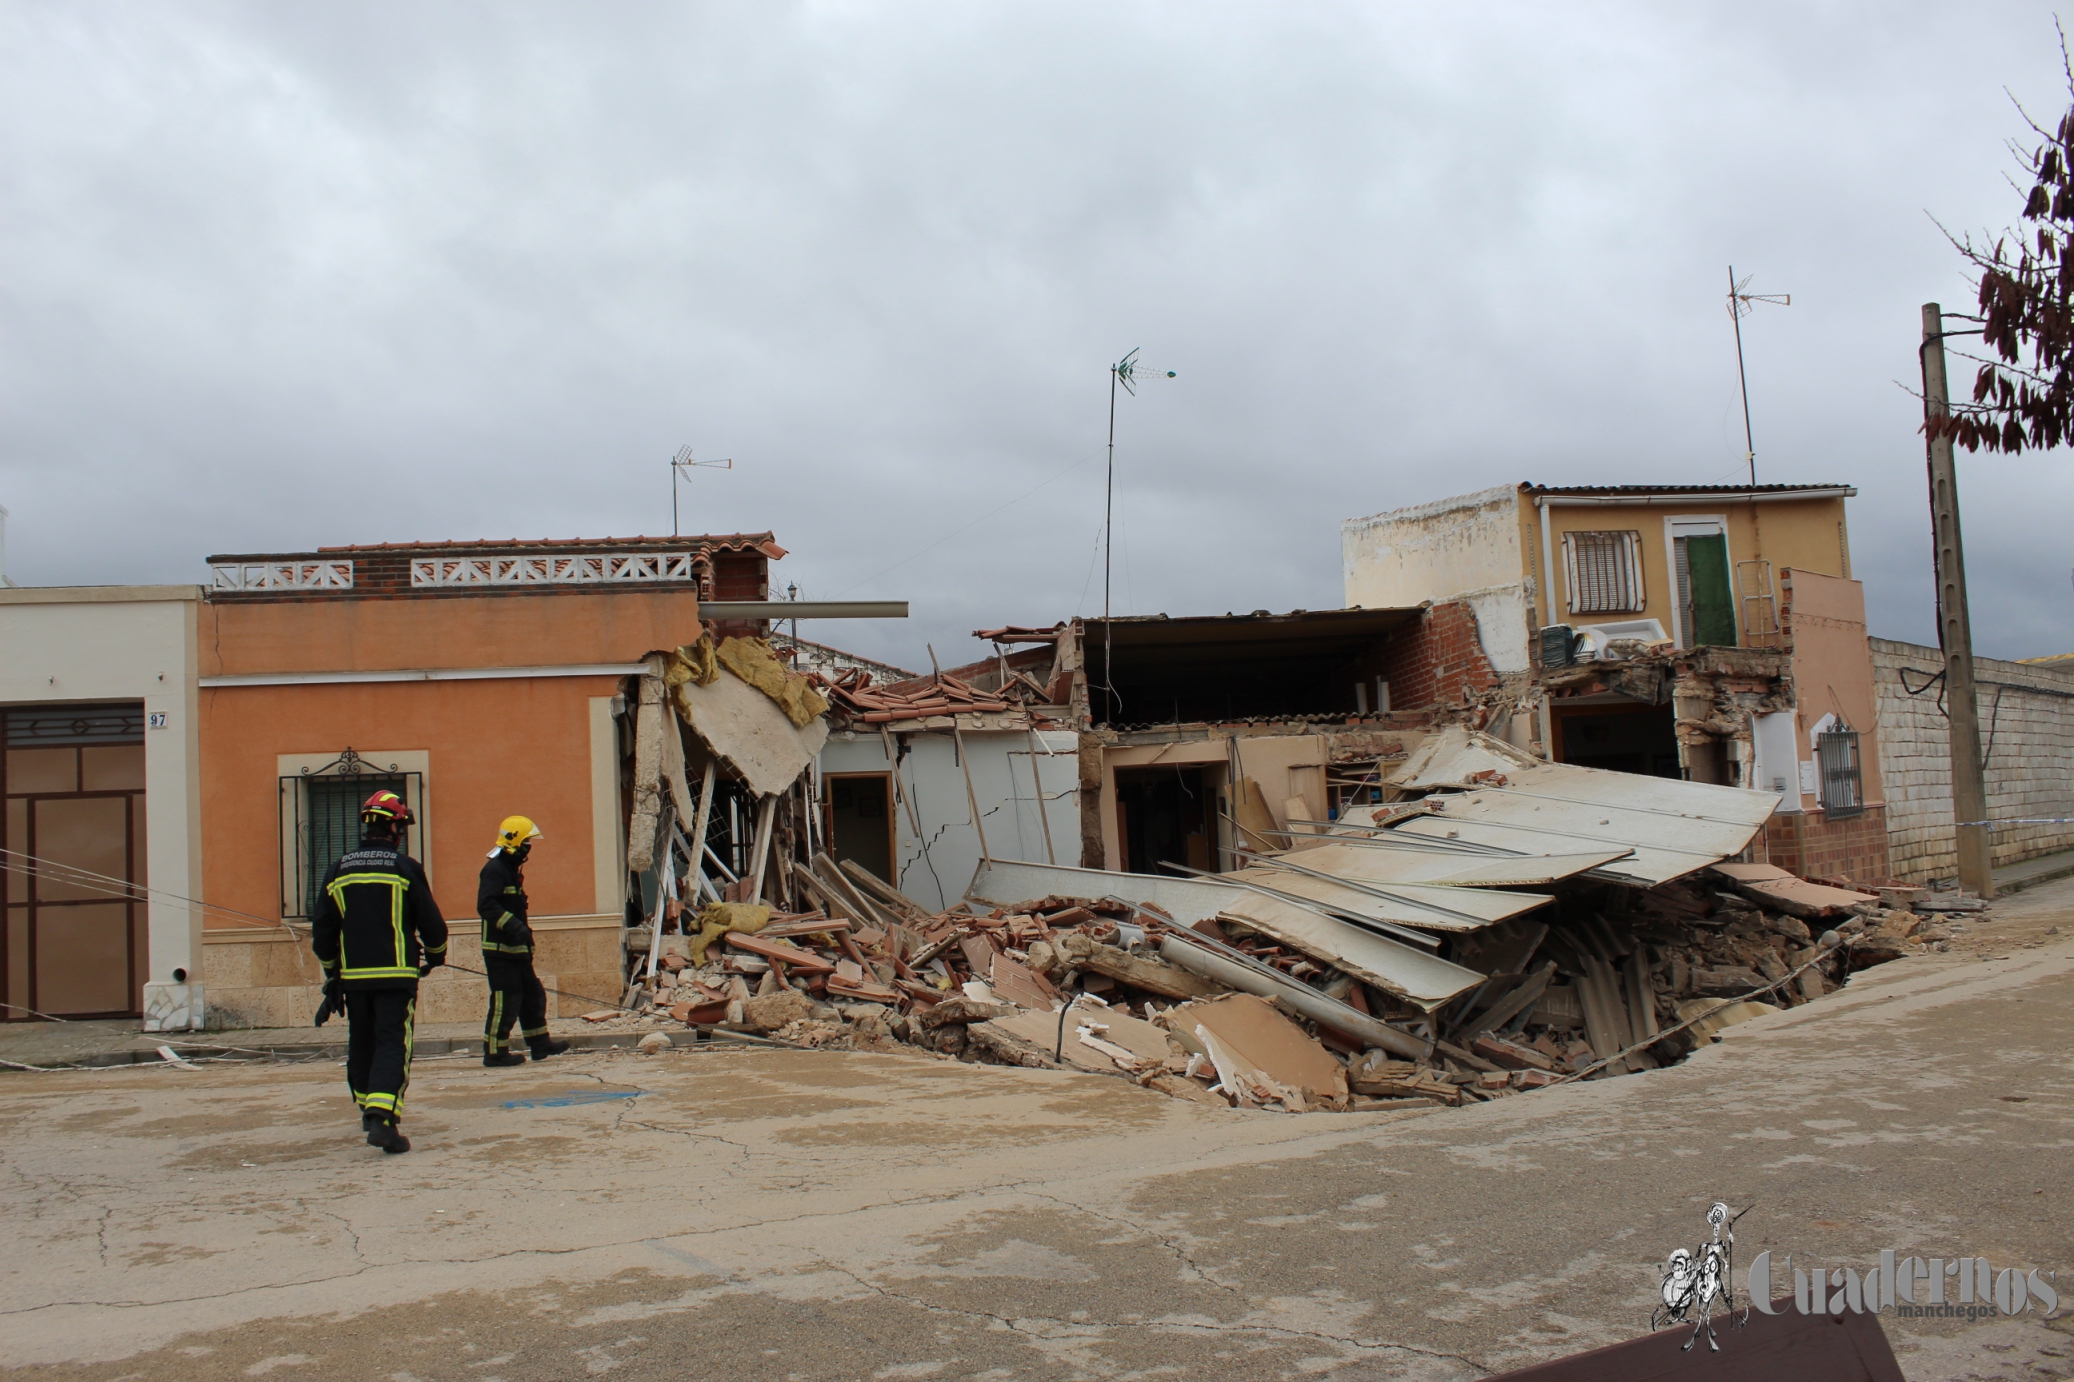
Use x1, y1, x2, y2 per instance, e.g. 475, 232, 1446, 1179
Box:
1534, 487, 1855, 507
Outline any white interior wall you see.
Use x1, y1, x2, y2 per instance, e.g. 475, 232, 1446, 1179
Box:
1342, 486, 1533, 675
819, 728, 1080, 911
1342, 485, 1524, 610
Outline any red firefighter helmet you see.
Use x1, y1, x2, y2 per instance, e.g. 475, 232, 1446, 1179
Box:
360, 789, 414, 827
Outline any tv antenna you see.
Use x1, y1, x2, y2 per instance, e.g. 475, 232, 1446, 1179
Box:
1726, 267, 1790, 485
670, 445, 732, 537
1101, 348, 1177, 714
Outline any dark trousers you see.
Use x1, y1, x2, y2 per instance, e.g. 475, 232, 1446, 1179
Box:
484, 954, 548, 1054
345, 988, 416, 1120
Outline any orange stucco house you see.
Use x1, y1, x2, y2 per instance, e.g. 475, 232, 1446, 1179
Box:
197, 534, 780, 1027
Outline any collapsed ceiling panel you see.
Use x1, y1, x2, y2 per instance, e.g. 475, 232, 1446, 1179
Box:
1213, 891, 1487, 1004
1221, 863, 1552, 932
675, 663, 829, 797
1268, 841, 1630, 890
966, 857, 1486, 1003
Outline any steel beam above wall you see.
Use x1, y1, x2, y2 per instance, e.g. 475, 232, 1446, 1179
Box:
701, 601, 908, 619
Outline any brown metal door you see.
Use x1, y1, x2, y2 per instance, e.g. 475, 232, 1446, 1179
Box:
2, 707, 146, 1020
29, 797, 137, 1016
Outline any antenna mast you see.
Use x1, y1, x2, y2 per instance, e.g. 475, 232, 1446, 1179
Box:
1726, 266, 1791, 485
670, 445, 733, 537
1101, 349, 1176, 716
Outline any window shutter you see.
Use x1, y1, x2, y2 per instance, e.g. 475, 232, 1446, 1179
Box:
1562, 531, 1644, 615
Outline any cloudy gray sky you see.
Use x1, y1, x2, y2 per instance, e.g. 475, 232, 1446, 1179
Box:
3, 2, 2069, 670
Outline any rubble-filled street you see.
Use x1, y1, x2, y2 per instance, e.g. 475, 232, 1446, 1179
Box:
3, 879, 2069, 1382
9, 9, 2074, 1379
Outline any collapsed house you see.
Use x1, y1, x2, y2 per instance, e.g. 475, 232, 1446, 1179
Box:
588, 478, 1942, 1108
604, 723, 1941, 1111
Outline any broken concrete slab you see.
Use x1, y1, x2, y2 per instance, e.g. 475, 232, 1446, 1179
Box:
1178, 994, 1348, 1106
975, 1006, 1179, 1076
1712, 862, 1879, 919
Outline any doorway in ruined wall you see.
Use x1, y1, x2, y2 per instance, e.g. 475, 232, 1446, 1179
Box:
1668, 518, 1737, 648
826, 773, 896, 887
1114, 766, 1217, 878
1550, 701, 1681, 779
2, 704, 147, 1020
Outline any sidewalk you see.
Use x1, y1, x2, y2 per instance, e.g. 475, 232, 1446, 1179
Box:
1994, 845, 2074, 895
0, 1014, 743, 1072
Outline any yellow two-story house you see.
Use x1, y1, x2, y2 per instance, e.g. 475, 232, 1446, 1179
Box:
1342, 482, 1888, 882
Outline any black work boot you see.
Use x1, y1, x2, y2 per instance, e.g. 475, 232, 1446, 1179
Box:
483, 1050, 526, 1068
528, 1038, 571, 1061
365, 1114, 410, 1154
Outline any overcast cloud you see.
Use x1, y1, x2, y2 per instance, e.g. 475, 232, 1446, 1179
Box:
2, 2, 2069, 670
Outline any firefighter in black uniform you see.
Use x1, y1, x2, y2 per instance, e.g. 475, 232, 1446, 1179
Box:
478, 815, 571, 1067
311, 790, 447, 1154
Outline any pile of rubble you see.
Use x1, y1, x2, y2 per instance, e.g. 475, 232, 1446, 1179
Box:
588, 838, 1944, 1113
814, 664, 1055, 725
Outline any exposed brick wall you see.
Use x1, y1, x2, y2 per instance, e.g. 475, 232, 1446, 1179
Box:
1383, 601, 1501, 710
1763, 805, 1891, 885
1872, 637, 2074, 883
710, 551, 768, 601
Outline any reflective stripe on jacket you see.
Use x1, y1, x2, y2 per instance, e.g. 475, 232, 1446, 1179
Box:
311, 843, 448, 989
477, 851, 533, 956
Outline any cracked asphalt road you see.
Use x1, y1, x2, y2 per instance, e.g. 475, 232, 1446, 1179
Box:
3, 884, 2072, 1382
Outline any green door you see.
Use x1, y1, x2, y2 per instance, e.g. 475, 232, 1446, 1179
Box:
1679, 533, 1737, 647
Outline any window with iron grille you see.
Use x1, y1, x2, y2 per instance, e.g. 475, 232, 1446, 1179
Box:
280, 769, 422, 919
1815, 729, 1863, 819
1563, 530, 1644, 615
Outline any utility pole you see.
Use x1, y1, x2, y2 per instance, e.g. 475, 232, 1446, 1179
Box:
1919, 303, 1995, 898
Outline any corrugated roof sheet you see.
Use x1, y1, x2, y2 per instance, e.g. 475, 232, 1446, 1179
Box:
1529, 483, 1852, 497
1389, 751, 1781, 888
964, 858, 1484, 1004
1264, 841, 1630, 893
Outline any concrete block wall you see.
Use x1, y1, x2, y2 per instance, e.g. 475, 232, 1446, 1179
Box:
200, 917, 626, 1030
1871, 637, 2074, 883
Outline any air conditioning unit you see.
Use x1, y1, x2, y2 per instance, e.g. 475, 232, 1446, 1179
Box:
1539, 624, 1577, 668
